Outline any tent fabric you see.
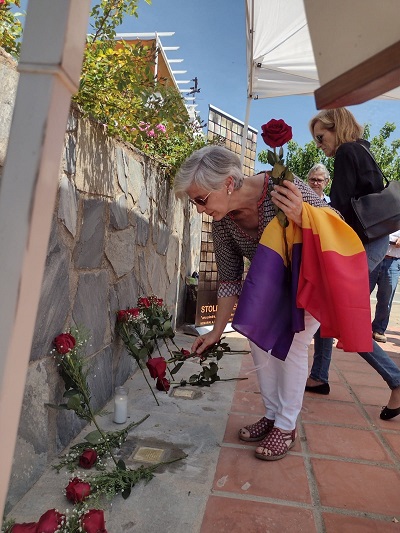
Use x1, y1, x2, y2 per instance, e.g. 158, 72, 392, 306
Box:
246, 0, 400, 101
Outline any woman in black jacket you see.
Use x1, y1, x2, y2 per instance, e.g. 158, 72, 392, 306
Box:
307, 107, 400, 420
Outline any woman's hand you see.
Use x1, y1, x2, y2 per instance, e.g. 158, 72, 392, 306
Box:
191, 330, 221, 355
270, 180, 303, 226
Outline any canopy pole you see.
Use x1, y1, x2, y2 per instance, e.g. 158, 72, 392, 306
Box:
240, 95, 252, 168
0, 0, 90, 513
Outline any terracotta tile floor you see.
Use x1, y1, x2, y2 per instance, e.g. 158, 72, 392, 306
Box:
200, 324, 400, 532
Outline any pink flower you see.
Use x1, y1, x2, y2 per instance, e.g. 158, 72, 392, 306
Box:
147, 129, 155, 137
156, 124, 166, 133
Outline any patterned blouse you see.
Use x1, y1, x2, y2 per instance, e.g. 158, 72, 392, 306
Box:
212, 174, 329, 298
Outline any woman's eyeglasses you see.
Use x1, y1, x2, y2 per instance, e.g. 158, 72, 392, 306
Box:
315, 134, 324, 144
189, 190, 212, 206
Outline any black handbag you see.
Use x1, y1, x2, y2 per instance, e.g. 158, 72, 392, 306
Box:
351, 144, 400, 241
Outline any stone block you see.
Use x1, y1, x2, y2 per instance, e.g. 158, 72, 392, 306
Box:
131, 208, 149, 246
105, 227, 136, 278
74, 198, 105, 269
72, 271, 109, 354
127, 153, 144, 201
30, 219, 70, 360
116, 146, 129, 196
110, 194, 129, 230
86, 347, 114, 413
75, 117, 114, 196
58, 175, 78, 237
0, 57, 18, 166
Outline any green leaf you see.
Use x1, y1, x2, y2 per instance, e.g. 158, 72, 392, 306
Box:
171, 362, 184, 375
84, 430, 104, 444
67, 395, 82, 411
117, 459, 127, 470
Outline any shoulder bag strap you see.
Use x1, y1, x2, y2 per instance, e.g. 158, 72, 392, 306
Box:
358, 142, 389, 186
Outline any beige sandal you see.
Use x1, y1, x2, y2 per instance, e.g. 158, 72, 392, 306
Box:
238, 417, 274, 442
255, 427, 296, 461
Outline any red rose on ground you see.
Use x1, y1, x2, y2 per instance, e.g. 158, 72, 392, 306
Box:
11, 523, 37, 533
36, 509, 65, 533
79, 448, 98, 469
146, 357, 167, 379
138, 297, 151, 308
261, 119, 292, 148
156, 298, 163, 306
65, 477, 91, 503
180, 348, 191, 358
156, 376, 170, 392
81, 509, 107, 533
53, 333, 76, 354
127, 307, 140, 318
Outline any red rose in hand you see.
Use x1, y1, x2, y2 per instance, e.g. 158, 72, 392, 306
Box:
65, 477, 91, 503
138, 297, 151, 308
156, 376, 170, 392
81, 509, 107, 533
261, 119, 292, 148
79, 448, 98, 469
146, 357, 167, 379
180, 348, 191, 358
11, 523, 37, 533
36, 509, 65, 533
53, 333, 76, 354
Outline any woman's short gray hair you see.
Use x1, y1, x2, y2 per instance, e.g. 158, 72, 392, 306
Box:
174, 145, 244, 198
307, 163, 330, 181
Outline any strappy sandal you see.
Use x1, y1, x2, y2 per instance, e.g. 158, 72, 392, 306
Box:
254, 427, 296, 461
238, 417, 274, 442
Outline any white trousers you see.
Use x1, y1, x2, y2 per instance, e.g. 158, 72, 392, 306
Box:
249, 312, 320, 431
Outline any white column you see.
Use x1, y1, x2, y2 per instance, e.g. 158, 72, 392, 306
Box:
0, 0, 90, 513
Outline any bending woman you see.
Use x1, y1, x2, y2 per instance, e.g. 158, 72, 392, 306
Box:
174, 145, 328, 461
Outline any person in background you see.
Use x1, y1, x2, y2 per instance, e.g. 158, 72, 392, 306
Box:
174, 145, 327, 461
307, 162, 331, 204
304, 163, 334, 395
370, 230, 400, 343
309, 107, 400, 420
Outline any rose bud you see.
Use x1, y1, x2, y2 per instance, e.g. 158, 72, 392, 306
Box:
116, 310, 128, 322
36, 508, 65, 533
180, 348, 191, 358
53, 333, 76, 354
261, 118, 292, 148
65, 477, 91, 503
138, 297, 151, 308
156, 377, 170, 392
81, 509, 107, 533
79, 449, 98, 469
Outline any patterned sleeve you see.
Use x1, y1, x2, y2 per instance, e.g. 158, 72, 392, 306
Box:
212, 220, 244, 298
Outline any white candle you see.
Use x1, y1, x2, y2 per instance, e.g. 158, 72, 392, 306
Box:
113, 386, 128, 424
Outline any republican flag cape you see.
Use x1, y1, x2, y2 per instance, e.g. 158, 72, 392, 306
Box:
232, 204, 372, 359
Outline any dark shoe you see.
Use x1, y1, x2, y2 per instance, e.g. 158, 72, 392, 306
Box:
373, 332, 387, 343
305, 382, 330, 395
380, 406, 400, 420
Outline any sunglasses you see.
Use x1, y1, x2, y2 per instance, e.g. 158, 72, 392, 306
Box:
189, 190, 212, 207
315, 134, 324, 144
308, 178, 326, 184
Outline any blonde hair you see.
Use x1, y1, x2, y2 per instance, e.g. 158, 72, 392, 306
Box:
309, 108, 364, 148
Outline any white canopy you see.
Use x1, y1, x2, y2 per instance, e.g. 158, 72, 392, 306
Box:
246, 0, 400, 102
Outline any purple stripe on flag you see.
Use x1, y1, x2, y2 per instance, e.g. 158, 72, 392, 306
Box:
232, 242, 304, 360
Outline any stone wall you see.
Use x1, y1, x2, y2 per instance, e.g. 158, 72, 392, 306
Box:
0, 48, 201, 512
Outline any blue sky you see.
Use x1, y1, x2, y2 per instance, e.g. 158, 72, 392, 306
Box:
118, 0, 400, 166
